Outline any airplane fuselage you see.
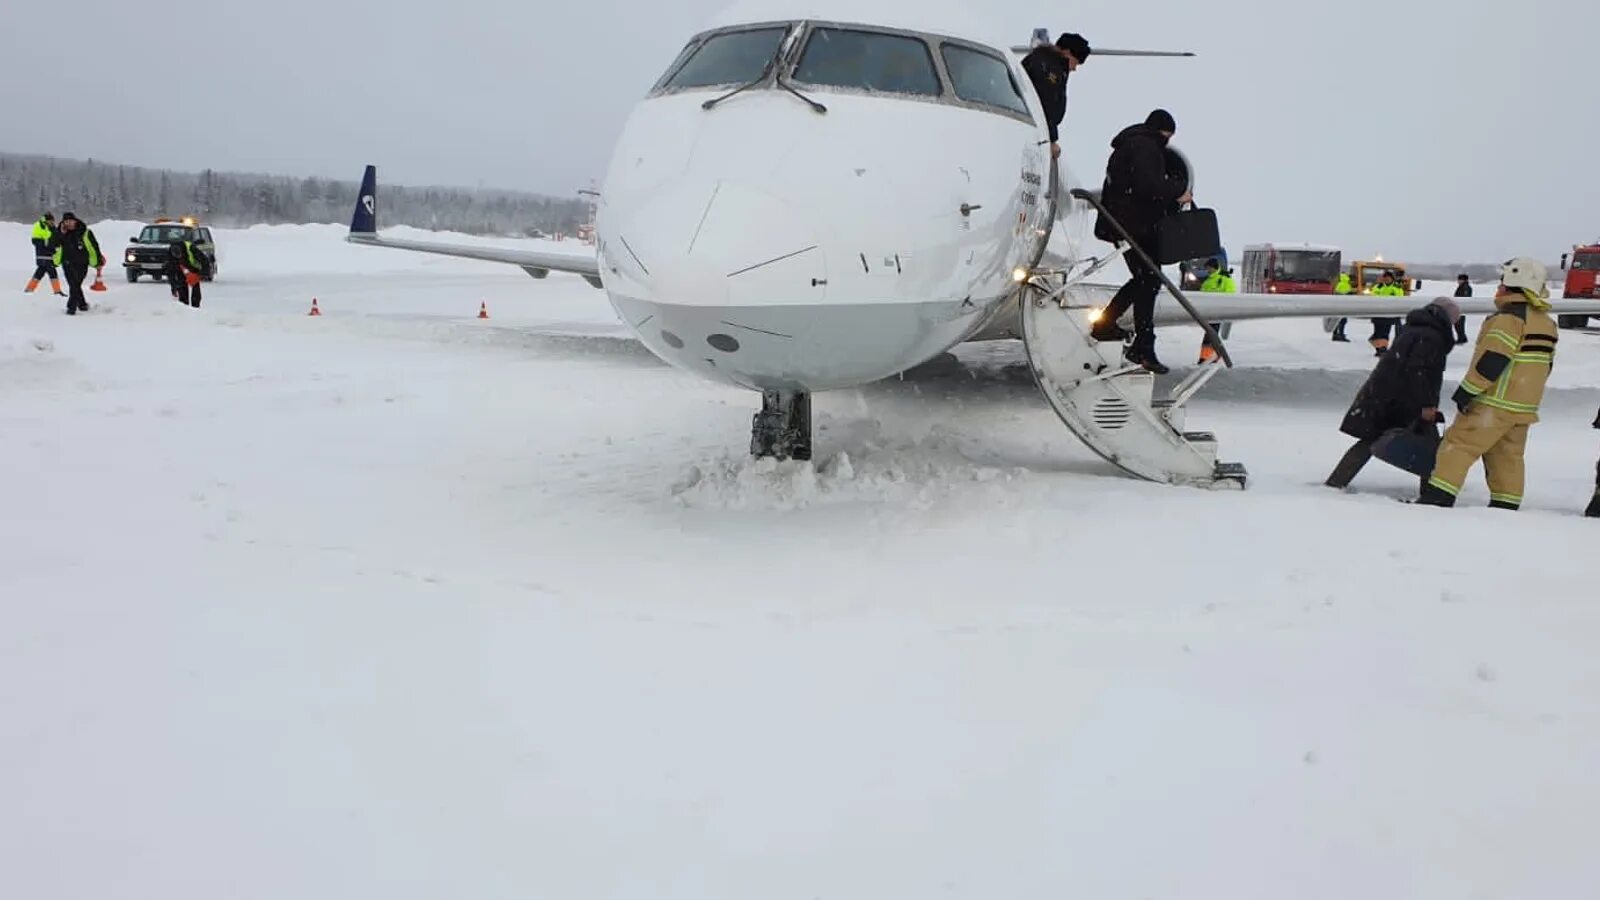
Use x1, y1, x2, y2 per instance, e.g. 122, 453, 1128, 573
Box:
592, 16, 1055, 393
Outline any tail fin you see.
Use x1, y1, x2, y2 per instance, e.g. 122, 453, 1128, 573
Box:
350, 165, 378, 235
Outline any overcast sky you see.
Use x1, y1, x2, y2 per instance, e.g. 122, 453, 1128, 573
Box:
2, 0, 1595, 261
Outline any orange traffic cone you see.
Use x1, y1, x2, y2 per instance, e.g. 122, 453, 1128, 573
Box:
308, 298, 322, 317
477, 301, 490, 320
89, 269, 108, 293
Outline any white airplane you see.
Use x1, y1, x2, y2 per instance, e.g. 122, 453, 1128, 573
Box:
347, 0, 1600, 487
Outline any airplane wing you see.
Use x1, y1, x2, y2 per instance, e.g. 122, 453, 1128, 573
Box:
345, 165, 604, 289
1151, 292, 1600, 326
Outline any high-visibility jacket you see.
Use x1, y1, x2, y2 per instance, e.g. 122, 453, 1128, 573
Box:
31, 218, 56, 260
1372, 282, 1405, 298
51, 225, 103, 269
1451, 289, 1558, 421
169, 240, 209, 275
1201, 271, 1236, 293
1334, 274, 1353, 295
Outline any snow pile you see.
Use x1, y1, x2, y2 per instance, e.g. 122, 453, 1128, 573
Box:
0, 333, 73, 390
671, 425, 1025, 510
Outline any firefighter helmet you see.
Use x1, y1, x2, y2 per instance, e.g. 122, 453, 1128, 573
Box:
1500, 257, 1549, 298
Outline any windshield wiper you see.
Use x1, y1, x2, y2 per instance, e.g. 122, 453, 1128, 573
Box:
702, 57, 778, 111
776, 75, 828, 114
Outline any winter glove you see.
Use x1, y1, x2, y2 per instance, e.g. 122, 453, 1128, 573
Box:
1452, 386, 1476, 414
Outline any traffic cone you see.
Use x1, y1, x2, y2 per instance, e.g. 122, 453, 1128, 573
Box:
308, 297, 322, 317
89, 269, 108, 292
477, 301, 490, 320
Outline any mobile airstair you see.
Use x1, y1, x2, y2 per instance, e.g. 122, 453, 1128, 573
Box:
1014, 174, 1247, 488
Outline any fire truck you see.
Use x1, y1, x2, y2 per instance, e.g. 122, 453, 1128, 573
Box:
1558, 242, 1600, 329
1241, 244, 1341, 294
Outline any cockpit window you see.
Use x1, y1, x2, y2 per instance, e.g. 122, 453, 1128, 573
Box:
660, 27, 789, 90
941, 44, 1029, 117
793, 27, 941, 97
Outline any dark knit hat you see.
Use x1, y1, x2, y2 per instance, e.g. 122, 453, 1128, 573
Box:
1056, 33, 1091, 61
1145, 109, 1177, 133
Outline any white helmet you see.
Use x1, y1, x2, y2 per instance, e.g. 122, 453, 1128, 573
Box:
1500, 257, 1550, 298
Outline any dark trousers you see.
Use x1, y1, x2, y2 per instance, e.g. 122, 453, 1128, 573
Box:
1105, 250, 1163, 339
1455, 317, 1469, 343
1370, 318, 1401, 342
1332, 317, 1349, 338
32, 258, 59, 281
169, 268, 202, 307
63, 263, 88, 312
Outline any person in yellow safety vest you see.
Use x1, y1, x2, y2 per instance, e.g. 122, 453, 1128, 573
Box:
1368, 271, 1405, 357
48, 212, 104, 315
1420, 257, 1558, 510
26, 213, 68, 296
1330, 272, 1354, 342
1197, 258, 1235, 364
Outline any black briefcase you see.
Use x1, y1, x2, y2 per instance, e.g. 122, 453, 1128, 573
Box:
1154, 207, 1222, 266
1371, 421, 1442, 477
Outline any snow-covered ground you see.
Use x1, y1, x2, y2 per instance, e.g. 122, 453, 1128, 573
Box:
4, 221, 1600, 899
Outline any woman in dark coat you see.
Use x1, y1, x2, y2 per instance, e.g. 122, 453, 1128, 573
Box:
1326, 297, 1461, 488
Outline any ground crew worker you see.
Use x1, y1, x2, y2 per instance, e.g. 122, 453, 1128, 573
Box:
25, 213, 66, 296
1368, 271, 1405, 357
1453, 274, 1472, 344
48, 213, 104, 316
1197, 258, 1235, 364
1330, 272, 1354, 342
166, 238, 211, 308
1022, 33, 1091, 161
1420, 258, 1558, 509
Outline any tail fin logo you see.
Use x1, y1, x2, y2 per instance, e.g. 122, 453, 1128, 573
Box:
362, 195, 375, 216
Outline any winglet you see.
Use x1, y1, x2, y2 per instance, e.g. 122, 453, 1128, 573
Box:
350, 165, 378, 236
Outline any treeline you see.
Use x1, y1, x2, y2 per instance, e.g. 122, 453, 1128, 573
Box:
0, 152, 591, 237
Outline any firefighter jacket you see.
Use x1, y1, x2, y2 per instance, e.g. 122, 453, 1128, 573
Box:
1451, 289, 1557, 422
51, 223, 103, 269
31, 218, 56, 261
1201, 270, 1236, 293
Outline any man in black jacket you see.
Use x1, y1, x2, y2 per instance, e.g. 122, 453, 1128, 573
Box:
1022, 33, 1090, 160
1453, 274, 1472, 344
166, 238, 212, 308
1326, 297, 1461, 488
1090, 109, 1191, 374
48, 212, 104, 316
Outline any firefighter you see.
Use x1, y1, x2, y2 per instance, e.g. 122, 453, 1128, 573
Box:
1453, 274, 1472, 344
1197, 257, 1235, 364
1330, 272, 1354, 342
1022, 33, 1091, 161
166, 237, 212, 308
48, 213, 104, 316
1325, 297, 1459, 489
1368, 271, 1405, 357
1090, 109, 1192, 375
1420, 258, 1558, 510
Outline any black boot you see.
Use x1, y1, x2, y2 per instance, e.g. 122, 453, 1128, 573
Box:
1125, 334, 1169, 375
1585, 491, 1599, 519
1332, 332, 1350, 343
1325, 442, 1372, 489
1417, 483, 1457, 507
1090, 321, 1130, 342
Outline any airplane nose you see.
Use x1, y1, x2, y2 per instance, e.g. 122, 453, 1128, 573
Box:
615, 176, 826, 309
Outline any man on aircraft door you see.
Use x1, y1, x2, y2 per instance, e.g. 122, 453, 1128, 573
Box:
1022, 32, 1091, 160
